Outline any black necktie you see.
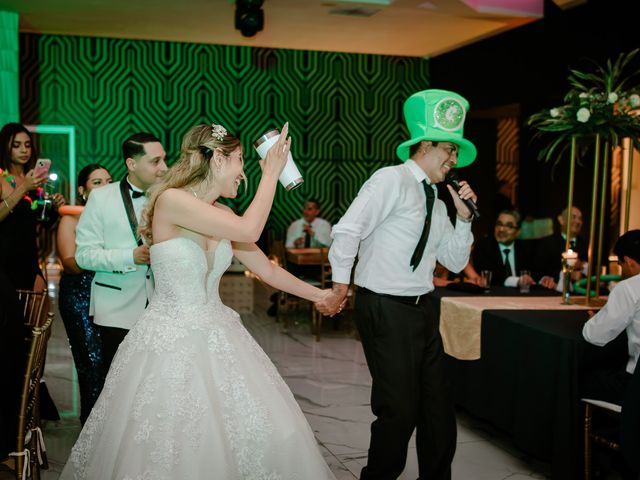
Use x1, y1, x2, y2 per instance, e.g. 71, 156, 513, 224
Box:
410, 180, 435, 271
131, 190, 145, 199
502, 248, 513, 277
304, 224, 311, 248
569, 238, 576, 250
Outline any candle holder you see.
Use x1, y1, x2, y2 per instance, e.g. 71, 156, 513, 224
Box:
561, 249, 578, 305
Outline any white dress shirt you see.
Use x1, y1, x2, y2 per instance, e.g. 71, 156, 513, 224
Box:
285, 217, 332, 248
126, 177, 146, 223
583, 273, 640, 374
329, 160, 473, 296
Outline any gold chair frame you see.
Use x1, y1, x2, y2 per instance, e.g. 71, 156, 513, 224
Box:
10, 313, 54, 480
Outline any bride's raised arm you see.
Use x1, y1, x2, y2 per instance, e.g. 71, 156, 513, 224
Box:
153, 124, 290, 243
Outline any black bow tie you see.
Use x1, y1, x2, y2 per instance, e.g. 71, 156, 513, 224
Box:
131, 190, 145, 199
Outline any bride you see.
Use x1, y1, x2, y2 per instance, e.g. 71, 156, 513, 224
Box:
60, 122, 340, 479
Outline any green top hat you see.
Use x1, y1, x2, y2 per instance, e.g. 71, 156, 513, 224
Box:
396, 89, 477, 168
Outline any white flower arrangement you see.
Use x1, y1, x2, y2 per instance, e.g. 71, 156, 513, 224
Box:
576, 108, 591, 123
528, 48, 640, 164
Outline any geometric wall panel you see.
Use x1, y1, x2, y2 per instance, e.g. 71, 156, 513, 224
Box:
20, 33, 430, 238
496, 116, 519, 207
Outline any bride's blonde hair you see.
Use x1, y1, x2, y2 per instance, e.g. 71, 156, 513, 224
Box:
139, 123, 243, 244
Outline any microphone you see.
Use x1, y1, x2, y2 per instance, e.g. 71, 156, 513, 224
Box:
445, 171, 480, 219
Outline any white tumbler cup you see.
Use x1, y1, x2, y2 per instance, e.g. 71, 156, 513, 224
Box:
253, 129, 303, 191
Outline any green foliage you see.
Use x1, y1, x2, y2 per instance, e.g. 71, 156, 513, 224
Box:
528, 49, 640, 164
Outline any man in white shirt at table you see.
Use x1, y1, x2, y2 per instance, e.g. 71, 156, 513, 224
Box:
325, 89, 478, 480
582, 229, 640, 404
285, 198, 332, 249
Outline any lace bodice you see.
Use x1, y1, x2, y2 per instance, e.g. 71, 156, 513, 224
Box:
150, 236, 232, 307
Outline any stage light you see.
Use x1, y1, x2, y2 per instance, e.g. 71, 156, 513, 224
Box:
235, 0, 264, 37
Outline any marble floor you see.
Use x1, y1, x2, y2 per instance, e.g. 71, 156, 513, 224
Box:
37, 271, 551, 480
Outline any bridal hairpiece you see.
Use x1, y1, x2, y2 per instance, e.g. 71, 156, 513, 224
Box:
211, 124, 227, 141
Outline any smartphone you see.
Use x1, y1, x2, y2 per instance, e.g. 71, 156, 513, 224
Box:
34, 159, 51, 178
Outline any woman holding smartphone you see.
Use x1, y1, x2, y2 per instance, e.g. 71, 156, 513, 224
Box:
0, 122, 65, 291
0, 122, 66, 421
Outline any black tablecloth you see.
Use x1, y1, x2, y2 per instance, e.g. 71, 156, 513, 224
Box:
427, 287, 627, 479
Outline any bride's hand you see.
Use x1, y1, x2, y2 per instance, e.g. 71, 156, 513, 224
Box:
314, 288, 347, 317
259, 122, 291, 179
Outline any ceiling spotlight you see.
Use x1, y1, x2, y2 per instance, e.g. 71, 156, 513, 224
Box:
235, 0, 264, 37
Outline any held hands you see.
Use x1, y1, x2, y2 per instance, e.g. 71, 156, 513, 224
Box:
133, 245, 150, 265
446, 180, 477, 219
259, 122, 291, 179
314, 283, 348, 317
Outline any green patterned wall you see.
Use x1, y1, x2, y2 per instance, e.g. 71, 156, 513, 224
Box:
20, 33, 429, 236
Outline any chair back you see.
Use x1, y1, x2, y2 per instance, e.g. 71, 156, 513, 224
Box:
319, 248, 331, 289
11, 313, 54, 480
269, 240, 287, 269
16, 289, 49, 328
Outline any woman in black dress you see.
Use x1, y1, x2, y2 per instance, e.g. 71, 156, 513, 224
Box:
0, 123, 54, 290
0, 122, 66, 421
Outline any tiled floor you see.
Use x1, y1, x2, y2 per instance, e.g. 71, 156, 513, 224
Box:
38, 271, 550, 479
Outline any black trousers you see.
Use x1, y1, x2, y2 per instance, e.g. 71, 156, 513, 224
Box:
97, 324, 129, 376
355, 289, 456, 480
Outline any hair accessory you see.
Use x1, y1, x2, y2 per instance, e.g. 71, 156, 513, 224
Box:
211, 124, 227, 141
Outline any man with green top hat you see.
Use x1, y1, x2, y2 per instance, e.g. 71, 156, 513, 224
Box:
325, 89, 478, 479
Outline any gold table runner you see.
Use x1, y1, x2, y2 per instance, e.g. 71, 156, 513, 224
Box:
439, 296, 596, 361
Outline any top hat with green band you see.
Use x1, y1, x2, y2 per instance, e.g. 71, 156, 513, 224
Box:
396, 89, 477, 167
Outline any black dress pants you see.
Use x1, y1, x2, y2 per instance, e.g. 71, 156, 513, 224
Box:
355, 289, 456, 480
97, 324, 129, 375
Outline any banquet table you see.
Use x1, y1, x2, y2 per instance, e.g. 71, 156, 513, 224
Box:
285, 247, 327, 266
426, 286, 627, 479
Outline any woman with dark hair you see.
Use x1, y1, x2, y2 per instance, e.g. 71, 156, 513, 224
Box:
0, 122, 65, 291
56, 163, 112, 424
0, 123, 68, 422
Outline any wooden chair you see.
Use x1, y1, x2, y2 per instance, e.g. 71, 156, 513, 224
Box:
583, 398, 621, 480
9, 313, 54, 480
270, 241, 315, 330
311, 248, 331, 341
583, 364, 640, 480
15, 290, 49, 328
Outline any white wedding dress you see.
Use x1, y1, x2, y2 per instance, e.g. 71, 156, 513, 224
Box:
61, 237, 335, 480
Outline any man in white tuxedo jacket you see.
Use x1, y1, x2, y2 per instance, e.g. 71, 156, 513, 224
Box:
75, 132, 168, 376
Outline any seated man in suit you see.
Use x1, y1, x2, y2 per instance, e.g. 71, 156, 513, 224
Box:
469, 210, 537, 288
535, 206, 588, 290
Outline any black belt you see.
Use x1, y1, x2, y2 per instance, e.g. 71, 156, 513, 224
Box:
357, 286, 428, 305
